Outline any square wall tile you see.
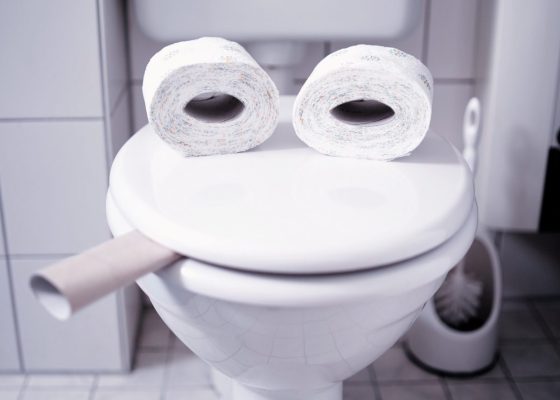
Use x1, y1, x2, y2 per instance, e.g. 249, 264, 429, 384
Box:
430, 83, 474, 151
0, 1, 102, 118
0, 188, 6, 255
0, 121, 111, 255
11, 258, 125, 371
330, 0, 427, 61
427, 0, 479, 79
0, 389, 21, 400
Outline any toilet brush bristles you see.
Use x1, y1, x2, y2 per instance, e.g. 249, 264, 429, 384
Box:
434, 260, 483, 328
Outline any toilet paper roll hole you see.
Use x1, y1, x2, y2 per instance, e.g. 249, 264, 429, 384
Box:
330, 99, 395, 125
184, 92, 245, 123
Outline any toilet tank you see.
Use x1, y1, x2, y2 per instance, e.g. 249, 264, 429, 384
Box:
131, 0, 422, 41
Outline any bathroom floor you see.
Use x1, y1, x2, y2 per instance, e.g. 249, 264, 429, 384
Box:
1, 298, 560, 400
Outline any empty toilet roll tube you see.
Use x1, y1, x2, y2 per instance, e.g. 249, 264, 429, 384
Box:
30, 231, 181, 320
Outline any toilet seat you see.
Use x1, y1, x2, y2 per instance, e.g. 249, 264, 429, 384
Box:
109, 101, 474, 274
107, 192, 477, 306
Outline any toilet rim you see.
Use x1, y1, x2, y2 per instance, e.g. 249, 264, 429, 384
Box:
107, 193, 477, 307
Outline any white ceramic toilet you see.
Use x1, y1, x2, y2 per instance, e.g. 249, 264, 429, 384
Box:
105, 97, 476, 400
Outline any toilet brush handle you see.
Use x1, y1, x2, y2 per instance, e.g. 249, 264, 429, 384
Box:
29, 230, 182, 320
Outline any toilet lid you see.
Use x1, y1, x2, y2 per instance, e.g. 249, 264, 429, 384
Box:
109, 111, 474, 274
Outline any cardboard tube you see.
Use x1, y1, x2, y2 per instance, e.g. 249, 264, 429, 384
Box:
30, 230, 182, 320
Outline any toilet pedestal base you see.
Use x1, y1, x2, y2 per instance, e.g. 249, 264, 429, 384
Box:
231, 382, 342, 400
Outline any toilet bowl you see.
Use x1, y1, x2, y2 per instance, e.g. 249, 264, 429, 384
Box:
106, 98, 476, 400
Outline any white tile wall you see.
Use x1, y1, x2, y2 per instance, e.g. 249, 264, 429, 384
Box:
0, 1, 103, 119
0, 121, 111, 255
107, 91, 132, 161
427, 0, 479, 79
130, 85, 146, 133
11, 257, 125, 371
331, 0, 427, 61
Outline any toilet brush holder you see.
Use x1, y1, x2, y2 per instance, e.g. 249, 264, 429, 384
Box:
405, 228, 502, 376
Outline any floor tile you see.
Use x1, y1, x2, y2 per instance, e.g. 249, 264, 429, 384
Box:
0, 375, 25, 388
501, 342, 560, 378
97, 351, 166, 388
26, 374, 94, 389
166, 347, 211, 388
378, 383, 446, 400
534, 301, 560, 338
444, 361, 505, 381
372, 347, 437, 382
346, 367, 372, 384
164, 387, 219, 400
517, 380, 560, 400
139, 309, 173, 350
342, 383, 377, 400
447, 381, 517, 400
19, 389, 90, 400
93, 389, 161, 400
0, 389, 20, 400
500, 306, 547, 340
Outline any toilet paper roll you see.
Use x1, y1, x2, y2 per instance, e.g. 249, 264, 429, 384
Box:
293, 45, 433, 160
143, 37, 280, 156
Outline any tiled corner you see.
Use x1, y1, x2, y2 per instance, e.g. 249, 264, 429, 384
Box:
378, 382, 447, 400
372, 346, 438, 383
427, 0, 479, 79
0, 1, 103, 118
0, 121, 111, 255
447, 381, 518, 400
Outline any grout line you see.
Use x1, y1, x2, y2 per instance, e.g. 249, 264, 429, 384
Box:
497, 352, 525, 400
0, 116, 102, 123
9, 253, 75, 260
366, 363, 382, 400
88, 375, 99, 400
527, 300, 560, 359
440, 378, 454, 400
0, 184, 26, 372
420, 0, 431, 64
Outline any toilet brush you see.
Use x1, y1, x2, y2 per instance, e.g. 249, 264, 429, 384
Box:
433, 97, 483, 329
406, 97, 502, 375
30, 230, 181, 320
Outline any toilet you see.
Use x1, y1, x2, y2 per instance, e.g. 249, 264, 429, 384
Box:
106, 98, 476, 400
